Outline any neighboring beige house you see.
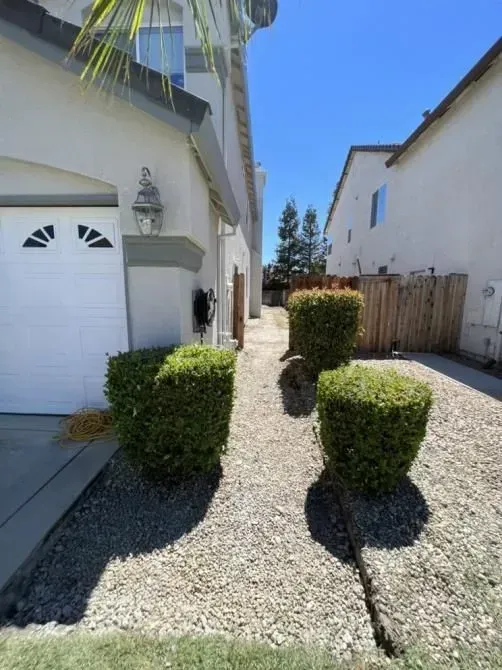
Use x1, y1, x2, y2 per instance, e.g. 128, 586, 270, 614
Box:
325, 38, 502, 363
0, 0, 271, 414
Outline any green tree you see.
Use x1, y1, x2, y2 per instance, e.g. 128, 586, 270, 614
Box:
315, 236, 328, 274
298, 206, 323, 274
274, 198, 301, 283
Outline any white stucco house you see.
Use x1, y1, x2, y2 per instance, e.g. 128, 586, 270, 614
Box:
0, 0, 271, 414
325, 38, 502, 363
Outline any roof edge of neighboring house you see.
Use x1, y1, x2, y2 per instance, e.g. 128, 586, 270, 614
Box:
386, 37, 502, 167
323, 145, 401, 234
0, 0, 241, 226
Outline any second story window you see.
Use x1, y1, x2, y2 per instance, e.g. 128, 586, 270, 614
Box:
347, 228, 351, 243
137, 26, 185, 88
97, 25, 185, 88
370, 184, 387, 228
327, 242, 333, 255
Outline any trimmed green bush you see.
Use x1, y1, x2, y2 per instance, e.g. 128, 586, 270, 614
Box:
317, 365, 433, 494
288, 289, 364, 375
105, 345, 236, 479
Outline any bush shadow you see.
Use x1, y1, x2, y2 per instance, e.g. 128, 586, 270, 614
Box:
5, 456, 221, 627
278, 356, 316, 417
349, 475, 430, 550
304, 472, 354, 564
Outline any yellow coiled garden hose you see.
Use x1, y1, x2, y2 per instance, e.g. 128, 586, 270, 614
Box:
56, 408, 115, 447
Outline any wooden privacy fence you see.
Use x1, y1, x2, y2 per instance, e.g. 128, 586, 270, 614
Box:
290, 273, 468, 354
291, 275, 354, 291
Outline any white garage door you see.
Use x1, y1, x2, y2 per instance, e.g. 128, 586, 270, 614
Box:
0, 208, 128, 414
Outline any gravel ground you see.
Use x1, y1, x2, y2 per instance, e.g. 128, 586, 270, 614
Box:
4, 307, 375, 658
348, 359, 502, 663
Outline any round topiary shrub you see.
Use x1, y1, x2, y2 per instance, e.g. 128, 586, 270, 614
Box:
288, 289, 364, 376
317, 364, 433, 494
105, 345, 236, 479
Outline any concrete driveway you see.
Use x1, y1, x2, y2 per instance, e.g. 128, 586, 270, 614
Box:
0, 414, 119, 610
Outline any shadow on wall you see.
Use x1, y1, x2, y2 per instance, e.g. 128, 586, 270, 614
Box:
278, 356, 316, 418
347, 476, 430, 550
5, 456, 221, 627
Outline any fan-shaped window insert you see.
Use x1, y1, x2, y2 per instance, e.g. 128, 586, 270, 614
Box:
22, 225, 55, 248
78, 225, 113, 248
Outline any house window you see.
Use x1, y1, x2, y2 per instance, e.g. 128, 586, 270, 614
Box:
96, 26, 184, 87
137, 26, 184, 87
347, 228, 352, 244
327, 242, 333, 255
378, 265, 388, 275
370, 184, 387, 228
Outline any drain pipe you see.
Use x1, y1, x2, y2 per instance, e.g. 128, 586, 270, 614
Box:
217, 221, 237, 346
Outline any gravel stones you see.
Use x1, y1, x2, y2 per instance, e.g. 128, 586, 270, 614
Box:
5, 307, 374, 657
347, 360, 502, 662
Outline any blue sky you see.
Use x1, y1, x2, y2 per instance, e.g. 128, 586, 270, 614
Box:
246, 0, 502, 263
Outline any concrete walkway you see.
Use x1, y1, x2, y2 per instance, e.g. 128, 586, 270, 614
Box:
0, 414, 119, 610
404, 353, 502, 399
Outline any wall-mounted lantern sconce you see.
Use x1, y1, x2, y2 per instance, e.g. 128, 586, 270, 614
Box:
132, 167, 164, 236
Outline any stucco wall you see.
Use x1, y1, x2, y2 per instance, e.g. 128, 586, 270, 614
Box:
128, 266, 184, 347
222, 70, 253, 323
0, 37, 191, 237
189, 153, 218, 344
2, 0, 260, 345
0, 157, 117, 197
250, 167, 266, 317
326, 56, 502, 359
326, 151, 392, 276
39, 0, 230, 159
37, 0, 259, 326
0, 35, 213, 350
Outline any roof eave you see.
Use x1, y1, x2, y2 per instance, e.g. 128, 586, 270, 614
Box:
323, 144, 400, 234
230, 45, 258, 223
386, 38, 502, 167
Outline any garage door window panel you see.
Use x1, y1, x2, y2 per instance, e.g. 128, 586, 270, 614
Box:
77, 225, 114, 249
22, 225, 56, 249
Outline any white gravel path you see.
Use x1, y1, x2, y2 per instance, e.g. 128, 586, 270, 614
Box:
6, 307, 375, 658
348, 360, 502, 664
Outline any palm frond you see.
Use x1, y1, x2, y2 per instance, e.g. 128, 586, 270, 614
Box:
71, 0, 225, 97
